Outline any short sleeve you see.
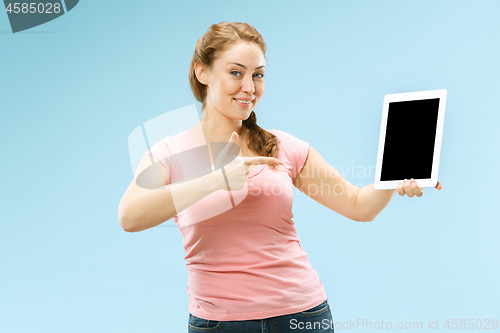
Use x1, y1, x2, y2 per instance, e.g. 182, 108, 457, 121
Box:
271, 129, 309, 180
142, 137, 173, 184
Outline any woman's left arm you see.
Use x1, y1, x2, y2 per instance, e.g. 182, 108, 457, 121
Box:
356, 178, 442, 221
294, 146, 442, 222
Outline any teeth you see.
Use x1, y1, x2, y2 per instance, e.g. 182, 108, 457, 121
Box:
235, 99, 251, 104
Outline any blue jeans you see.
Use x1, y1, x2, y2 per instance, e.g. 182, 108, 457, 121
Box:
188, 299, 335, 332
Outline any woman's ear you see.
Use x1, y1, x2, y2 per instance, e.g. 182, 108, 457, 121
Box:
195, 63, 208, 85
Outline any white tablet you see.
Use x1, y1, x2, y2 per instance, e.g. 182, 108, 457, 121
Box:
374, 89, 447, 190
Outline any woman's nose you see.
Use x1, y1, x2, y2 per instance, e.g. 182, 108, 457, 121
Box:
241, 75, 255, 94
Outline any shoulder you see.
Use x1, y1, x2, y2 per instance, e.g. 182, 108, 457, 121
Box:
265, 128, 309, 148
148, 129, 191, 155
264, 128, 310, 179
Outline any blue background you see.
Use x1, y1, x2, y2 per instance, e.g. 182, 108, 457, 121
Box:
1, 1, 499, 332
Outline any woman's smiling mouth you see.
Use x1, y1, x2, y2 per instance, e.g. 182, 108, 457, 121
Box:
234, 98, 253, 107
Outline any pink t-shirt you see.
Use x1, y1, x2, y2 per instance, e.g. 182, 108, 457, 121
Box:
143, 128, 327, 321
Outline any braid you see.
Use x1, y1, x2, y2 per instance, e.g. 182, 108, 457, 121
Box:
243, 111, 280, 171
243, 110, 257, 129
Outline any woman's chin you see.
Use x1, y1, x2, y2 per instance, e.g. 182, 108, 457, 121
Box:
230, 108, 253, 119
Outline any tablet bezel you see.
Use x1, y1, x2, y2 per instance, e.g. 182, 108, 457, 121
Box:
374, 89, 447, 190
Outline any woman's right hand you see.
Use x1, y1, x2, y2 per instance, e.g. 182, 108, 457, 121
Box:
214, 132, 279, 191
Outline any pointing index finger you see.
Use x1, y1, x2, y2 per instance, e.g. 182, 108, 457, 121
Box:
246, 156, 279, 166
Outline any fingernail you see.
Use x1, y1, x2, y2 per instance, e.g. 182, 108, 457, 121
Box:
404, 179, 407, 183
231, 132, 236, 139
274, 159, 279, 164
411, 178, 414, 183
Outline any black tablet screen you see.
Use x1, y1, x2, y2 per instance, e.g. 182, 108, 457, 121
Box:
380, 98, 440, 181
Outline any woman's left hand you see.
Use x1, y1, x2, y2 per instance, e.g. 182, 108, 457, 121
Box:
396, 179, 442, 197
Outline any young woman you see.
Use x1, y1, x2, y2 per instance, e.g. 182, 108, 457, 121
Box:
118, 21, 442, 333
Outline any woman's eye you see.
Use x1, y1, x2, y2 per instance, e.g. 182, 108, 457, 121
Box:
230, 71, 264, 78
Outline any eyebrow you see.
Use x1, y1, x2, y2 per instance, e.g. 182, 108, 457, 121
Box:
227, 62, 265, 70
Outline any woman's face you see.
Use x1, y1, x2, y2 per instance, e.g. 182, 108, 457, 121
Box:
199, 42, 266, 121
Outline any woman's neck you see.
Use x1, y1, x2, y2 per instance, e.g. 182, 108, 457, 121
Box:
199, 110, 248, 144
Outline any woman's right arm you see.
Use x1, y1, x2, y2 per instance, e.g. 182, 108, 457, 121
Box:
118, 155, 224, 233
118, 132, 279, 232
